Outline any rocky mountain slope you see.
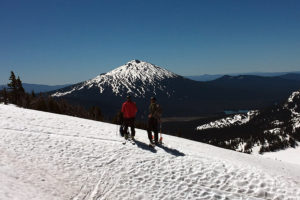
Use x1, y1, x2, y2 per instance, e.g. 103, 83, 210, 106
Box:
196, 90, 300, 154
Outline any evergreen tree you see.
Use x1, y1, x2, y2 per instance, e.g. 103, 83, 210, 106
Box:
1, 88, 8, 104
16, 76, 25, 93
6, 72, 25, 105
7, 71, 18, 104
112, 111, 122, 124
31, 90, 36, 98
7, 71, 17, 91
89, 106, 103, 121
16, 76, 25, 106
94, 106, 103, 121
35, 96, 48, 111
24, 93, 31, 108
48, 97, 61, 114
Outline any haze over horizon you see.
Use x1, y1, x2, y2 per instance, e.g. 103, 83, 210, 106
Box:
1, 0, 300, 85
1, 67, 300, 86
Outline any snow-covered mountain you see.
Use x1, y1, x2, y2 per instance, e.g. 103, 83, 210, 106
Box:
49, 60, 300, 117
52, 60, 180, 98
50, 59, 203, 116
1, 104, 300, 199
196, 90, 300, 154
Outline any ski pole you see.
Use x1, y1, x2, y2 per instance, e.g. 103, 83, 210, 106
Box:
116, 123, 118, 137
159, 122, 163, 143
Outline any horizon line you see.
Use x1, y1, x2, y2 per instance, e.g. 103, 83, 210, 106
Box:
1, 70, 300, 86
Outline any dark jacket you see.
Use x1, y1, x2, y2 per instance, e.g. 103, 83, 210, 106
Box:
149, 102, 162, 119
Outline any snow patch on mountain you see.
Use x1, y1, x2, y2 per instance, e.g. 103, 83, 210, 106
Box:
52, 60, 179, 98
196, 110, 259, 131
287, 91, 300, 103
264, 128, 282, 134
52, 87, 76, 97
285, 91, 300, 131
271, 120, 284, 126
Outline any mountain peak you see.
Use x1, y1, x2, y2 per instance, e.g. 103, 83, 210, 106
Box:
104, 60, 178, 79
127, 59, 141, 64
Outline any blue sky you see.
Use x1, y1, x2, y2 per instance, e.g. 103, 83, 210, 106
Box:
0, 0, 300, 85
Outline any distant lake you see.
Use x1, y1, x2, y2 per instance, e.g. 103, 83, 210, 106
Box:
224, 110, 249, 115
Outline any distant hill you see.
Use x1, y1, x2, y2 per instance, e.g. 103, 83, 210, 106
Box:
0, 83, 72, 93
187, 71, 300, 81
186, 74, 223, 81
279, 73, 300, 81
209, 74, 300, 91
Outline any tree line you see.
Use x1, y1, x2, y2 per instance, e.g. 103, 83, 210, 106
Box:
0, 71, 103, 122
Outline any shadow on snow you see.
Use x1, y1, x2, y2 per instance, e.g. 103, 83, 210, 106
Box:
156, 143, 185, 157
135, 140, 157, 153
134, 140, 185, 157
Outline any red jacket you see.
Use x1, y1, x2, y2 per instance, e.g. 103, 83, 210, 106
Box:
121, 100, 138, 118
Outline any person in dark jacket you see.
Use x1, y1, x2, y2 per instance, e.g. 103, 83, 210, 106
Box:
117, 111, 126, 137
121, 95, 138, 140
147, 97, 162, 144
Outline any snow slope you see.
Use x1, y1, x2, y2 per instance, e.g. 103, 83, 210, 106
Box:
1, 104, 300, 200
261, 142, 300, 166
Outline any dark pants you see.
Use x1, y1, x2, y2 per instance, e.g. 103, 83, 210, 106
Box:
124, 118, 135, 137
147, 117, 158, 142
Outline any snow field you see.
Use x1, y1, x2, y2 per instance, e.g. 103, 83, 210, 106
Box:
1, 104, 300, 200
261, 143, 300, 166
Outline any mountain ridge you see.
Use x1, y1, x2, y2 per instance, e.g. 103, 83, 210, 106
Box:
187, 71, 300, 81
48, 60, 300, 118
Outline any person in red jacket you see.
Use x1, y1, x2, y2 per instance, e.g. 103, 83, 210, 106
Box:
121, 95, 138, 140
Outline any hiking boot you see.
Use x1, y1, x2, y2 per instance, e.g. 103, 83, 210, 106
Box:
124, 134, 129, 140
